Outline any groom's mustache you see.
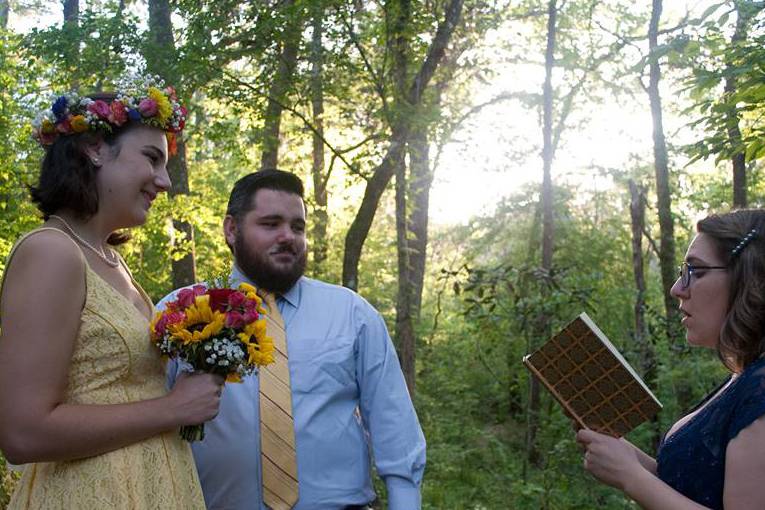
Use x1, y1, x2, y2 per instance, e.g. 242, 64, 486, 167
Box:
271, 245, 297, 255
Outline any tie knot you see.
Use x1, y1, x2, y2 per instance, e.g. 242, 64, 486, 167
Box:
259, 290, 279, 313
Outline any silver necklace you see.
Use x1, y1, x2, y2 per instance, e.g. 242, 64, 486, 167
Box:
49, 214, 120, 268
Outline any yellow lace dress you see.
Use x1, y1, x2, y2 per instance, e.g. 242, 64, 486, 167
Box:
4, 229, 205, 509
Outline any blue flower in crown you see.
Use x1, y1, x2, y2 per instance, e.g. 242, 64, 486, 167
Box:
51, 96, 69, 121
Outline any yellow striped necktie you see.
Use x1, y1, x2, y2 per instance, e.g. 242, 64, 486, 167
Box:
259, 292, 299, 509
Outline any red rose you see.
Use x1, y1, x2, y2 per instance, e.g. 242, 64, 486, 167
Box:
109, 101, 128, 126
225, 310, 245, 329
228, 291, 246, 309
208, 288, 236, 312
56, 118, 72, 134
243, 309, 260, 324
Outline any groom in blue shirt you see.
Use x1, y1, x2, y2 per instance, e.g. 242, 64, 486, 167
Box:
162, 169, 426, 510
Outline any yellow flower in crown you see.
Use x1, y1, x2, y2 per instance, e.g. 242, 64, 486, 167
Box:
168, 295, 225, 344
41, 119, 56, 134
148, 87, 172, 123
70, 115, 89, 133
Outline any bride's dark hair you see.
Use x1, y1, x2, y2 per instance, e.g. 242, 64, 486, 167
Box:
29, 93, 141, 246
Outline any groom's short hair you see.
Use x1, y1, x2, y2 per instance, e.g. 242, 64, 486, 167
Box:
226, 169, 305, 222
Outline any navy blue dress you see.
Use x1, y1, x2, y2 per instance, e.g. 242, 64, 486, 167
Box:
656, 357, 765, 509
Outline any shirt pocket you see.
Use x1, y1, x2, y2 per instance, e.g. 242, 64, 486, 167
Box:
288, 336, 356, 393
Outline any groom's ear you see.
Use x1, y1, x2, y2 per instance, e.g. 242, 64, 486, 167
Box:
223, 215, 237, 252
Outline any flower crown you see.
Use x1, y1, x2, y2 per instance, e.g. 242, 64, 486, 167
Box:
31, 75, 187, 155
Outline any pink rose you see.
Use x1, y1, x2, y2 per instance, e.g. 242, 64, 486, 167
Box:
154, 311, 185, 336
225, 311, 245, 329
138, 98, 158, 117
109, 101, 128, 126
243, 309, 260, 324
175, 289, 195, 309
87, 100, 111, 120
175, 285, 207, 309
228, 291, 246, 309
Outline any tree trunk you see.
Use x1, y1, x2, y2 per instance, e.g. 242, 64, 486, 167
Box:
395, 149, 416, 396
342, 0, 464, 290
62, 0, 79, 90
629, 179, 658, 449
726, 2, 750, 208
147, 0, 197, 289
407, 125, 432, 317
388, 0, 416, 395
526, 0, 557, 469
0, 0, 8, 30
63, 0, 78, 23
648, 0, 677, 340
261, 0, 300, 170
309, 2, 328, 274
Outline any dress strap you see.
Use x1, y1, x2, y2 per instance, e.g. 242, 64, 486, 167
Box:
0, 227, 87, 324
114, 251, 155, 314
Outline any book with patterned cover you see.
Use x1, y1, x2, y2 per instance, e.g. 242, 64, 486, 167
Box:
522, 312, 662, 437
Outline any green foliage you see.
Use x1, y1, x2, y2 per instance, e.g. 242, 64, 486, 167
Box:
0, 1, 761, 508
682, 2, 765, 166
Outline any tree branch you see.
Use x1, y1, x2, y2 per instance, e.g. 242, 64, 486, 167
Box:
223, 71, 361, 175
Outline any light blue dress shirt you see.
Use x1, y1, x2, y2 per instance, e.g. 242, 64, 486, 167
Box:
160, 266, 426, 510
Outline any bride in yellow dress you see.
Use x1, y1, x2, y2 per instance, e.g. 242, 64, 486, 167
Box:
0, 78, 222, 509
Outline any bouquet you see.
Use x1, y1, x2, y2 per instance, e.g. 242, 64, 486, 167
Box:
151, 282, 275, 441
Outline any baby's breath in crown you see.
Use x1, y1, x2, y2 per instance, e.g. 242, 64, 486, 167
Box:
31, 74, 187, 154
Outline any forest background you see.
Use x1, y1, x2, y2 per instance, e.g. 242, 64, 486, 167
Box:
1, 0, 764, 508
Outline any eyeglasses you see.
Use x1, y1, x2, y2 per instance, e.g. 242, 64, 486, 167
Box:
678, 262, 727, 289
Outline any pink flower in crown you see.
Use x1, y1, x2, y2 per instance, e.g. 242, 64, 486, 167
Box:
165, 86, 178, 101
154, 310, 186, 336
228, 291, 246, 309
225, 310, 245, 329
87, 100, 111, 120
175, 284, 207, 309
109, 101, 128, 126
138, 98, 158, 117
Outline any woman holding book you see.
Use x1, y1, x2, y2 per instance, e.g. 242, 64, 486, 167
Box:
577, 209, 765, 510
0, 76, 222, 509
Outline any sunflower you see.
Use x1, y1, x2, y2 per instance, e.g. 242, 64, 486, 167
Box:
148, 86, 173, 124
246, 335, 275, 366
168, 295, 226, 344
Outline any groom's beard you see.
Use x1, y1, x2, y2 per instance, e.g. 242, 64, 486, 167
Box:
234, 232, 306, 295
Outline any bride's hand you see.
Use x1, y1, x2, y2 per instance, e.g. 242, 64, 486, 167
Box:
166, 373, 224, 426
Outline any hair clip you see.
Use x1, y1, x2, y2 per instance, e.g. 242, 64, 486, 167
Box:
731, 228, 758, 257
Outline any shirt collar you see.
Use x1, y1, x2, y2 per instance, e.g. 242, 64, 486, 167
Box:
229, 264, 302, 309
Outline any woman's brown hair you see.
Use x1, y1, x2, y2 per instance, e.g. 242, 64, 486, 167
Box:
29, 93, 139, 245
697, 209, 765, 371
